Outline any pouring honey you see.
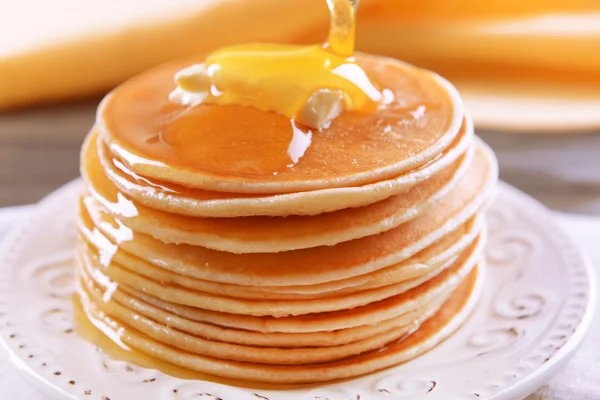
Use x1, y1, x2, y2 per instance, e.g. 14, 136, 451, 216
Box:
171, 0, 383, 130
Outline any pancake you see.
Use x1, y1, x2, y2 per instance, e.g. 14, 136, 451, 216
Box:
98, 53, 464, 194
77, 219, 481, 299
78, 141, 495, 287
80, 269, 444, 365
77, 234, 482, 316
118, 282, 452, 339
82, 130, 473, 252
97, 116, 473, 218
83, 278, 447, 348
75, 264, 482, 383
80, 238, 478, 333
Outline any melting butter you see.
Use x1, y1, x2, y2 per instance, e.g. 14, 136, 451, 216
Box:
171, 0, 382, 130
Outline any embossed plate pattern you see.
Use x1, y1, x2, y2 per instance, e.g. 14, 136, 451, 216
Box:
0, 180, 595, 400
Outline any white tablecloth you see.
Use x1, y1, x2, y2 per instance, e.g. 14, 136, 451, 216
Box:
0, 205, 598, 400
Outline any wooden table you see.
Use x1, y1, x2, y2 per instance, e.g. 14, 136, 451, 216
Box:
1, 102, 600, 214
0, 102, 97, 207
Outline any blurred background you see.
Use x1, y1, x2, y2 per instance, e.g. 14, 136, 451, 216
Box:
0, 0, 599, 212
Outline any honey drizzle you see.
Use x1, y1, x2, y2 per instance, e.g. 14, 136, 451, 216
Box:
326, 0, 359, 57
172, 0, 381, 130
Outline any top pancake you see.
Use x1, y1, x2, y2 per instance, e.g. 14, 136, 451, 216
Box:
98, 53, 464, 194
96, 118, 472, 217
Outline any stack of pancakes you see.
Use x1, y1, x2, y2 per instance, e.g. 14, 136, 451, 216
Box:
76, 55, 498, 384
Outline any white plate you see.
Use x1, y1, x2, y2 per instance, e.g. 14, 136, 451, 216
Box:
0, 180, 595, 400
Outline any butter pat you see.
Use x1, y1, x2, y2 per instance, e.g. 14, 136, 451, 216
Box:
175, 64, 211, 93
296, 89, 345, 129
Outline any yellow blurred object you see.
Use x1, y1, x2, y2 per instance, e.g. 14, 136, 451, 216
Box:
0, 0, 334, 110
1, 0, 599, 111
356, 13, 600, 84
362, 0, 600, 17
171, 0, 381, 130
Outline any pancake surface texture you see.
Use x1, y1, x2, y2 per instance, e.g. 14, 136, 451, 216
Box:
75, 51, 498, 384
